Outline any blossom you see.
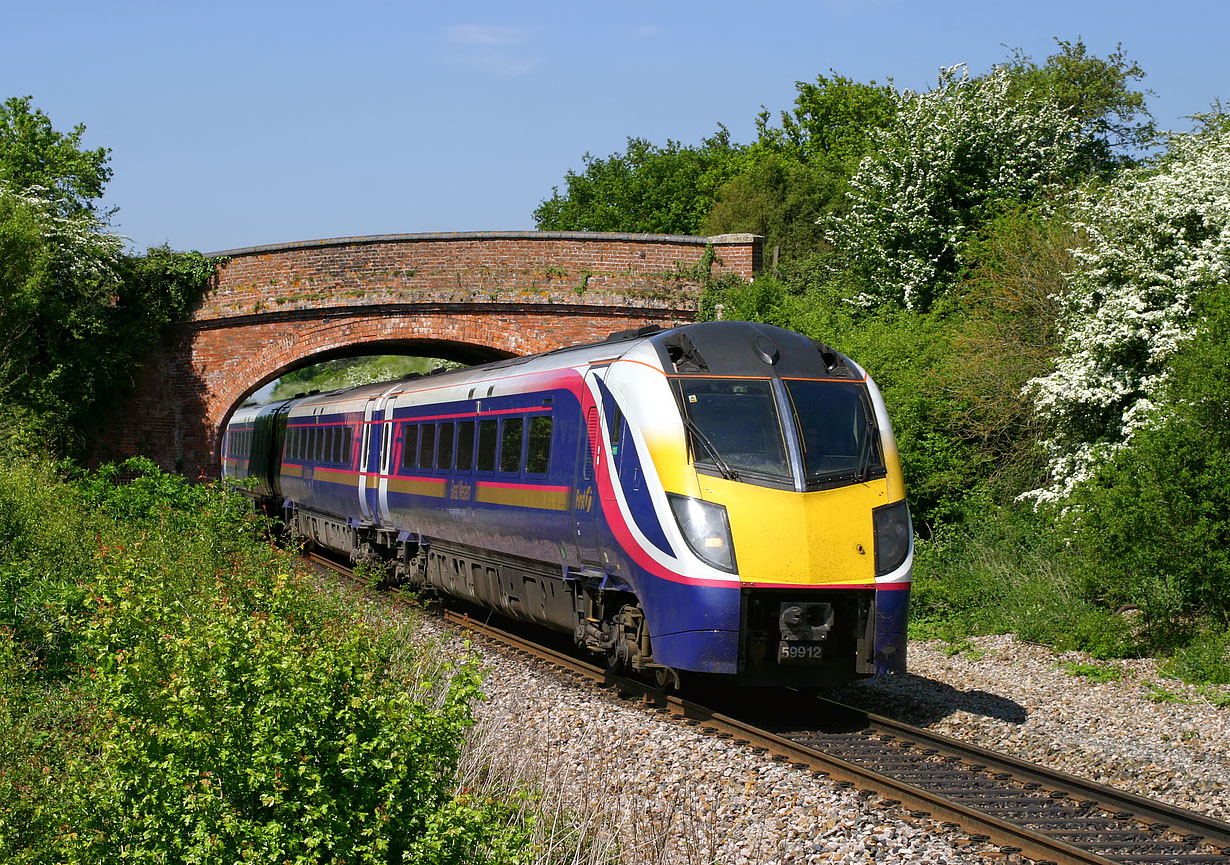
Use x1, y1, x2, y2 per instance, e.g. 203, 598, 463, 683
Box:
1023, 125, 1230, 504
829, 64, 1083, 310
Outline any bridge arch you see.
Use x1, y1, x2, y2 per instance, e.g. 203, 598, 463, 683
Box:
93, 231, 763, 476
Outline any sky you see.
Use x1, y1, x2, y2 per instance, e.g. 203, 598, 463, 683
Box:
2, 0, 1225, 255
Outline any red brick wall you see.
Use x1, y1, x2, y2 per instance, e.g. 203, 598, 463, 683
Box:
93, 232, 762, 477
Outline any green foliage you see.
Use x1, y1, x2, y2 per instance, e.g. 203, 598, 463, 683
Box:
936, 207, 1078, 493
0, 96, 112, 219
1003, 38, 1156, 169
831, 64, 1083, 310
753, 72, 897, 170
0, 457, 533, 863
267, 355, 459, 403
1061, 661, 1123, 683
0, 98, 214, 455
1024, 123, 1230, 504
1160, 631, 1230, 686
703, 154, 844, 261
1062, 282, 1230, 629
532, 127, 747, 234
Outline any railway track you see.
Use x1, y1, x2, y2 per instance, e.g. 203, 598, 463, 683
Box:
310, 553, 1230, 865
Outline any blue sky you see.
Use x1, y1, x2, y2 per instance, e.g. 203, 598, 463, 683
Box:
3, 0, 1224, 254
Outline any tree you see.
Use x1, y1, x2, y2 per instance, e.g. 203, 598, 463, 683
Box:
1004, 38, 1156, 171
704, 75, 897, 262
830, 64, 1083, 311
0, 97, 211, 455
753, 72, 897, 171
1023, 123, 1230, 505
0, 96, 112, 219
533, 127, 746, 235
1063, 281, 1230, 626
703, 154, 844, 260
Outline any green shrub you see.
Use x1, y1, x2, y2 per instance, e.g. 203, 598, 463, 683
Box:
1063, 283, 1230, 632
0, 457, 533, 864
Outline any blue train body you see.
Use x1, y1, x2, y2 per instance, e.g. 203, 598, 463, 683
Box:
223, 322, 913, 687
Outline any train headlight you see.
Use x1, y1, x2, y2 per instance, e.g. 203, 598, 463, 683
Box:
667, 494, 737, 574
873, 500, 912, 576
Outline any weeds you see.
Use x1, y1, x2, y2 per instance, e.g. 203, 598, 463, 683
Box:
1060, 661, 1123, 683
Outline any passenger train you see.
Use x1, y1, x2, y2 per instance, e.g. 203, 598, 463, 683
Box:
222, 321, 913, 688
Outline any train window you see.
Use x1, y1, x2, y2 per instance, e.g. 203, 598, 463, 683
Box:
342, 427, 353, 465
526, 415, 552, 474
500, 417, 524, 473
477, 419, 498, 472
678, 379, 790, 480
456, 420, 475, 471
402, 424, 419, 470
608, 406, 623, 455
436, 422, 455, 470
785, 380, 884, 484
323, 428, 334, 463
331, 428, 343, 463
418, 424, 436, 470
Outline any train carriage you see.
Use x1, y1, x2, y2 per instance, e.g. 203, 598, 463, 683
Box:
222, 321, 913, 688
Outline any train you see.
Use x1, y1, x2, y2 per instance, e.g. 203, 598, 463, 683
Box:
222, 321, 913, 689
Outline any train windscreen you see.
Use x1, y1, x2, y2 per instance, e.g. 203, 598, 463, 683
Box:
785, 380, 884, 485
678, 379, 790, 480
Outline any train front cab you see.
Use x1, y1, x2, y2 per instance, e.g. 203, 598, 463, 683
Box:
636, 324, 913, 687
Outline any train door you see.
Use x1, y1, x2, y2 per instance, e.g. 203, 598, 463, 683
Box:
358, 396, 379, 519
375, 391, 397, 521
572, 402, 602, 566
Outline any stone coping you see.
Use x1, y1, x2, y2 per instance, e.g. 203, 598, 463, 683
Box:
207, 232, 763, 259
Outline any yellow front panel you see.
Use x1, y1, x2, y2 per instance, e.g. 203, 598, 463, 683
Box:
697, 475, 893, 585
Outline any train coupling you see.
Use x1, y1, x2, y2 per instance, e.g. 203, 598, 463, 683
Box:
776, 601, 834, 665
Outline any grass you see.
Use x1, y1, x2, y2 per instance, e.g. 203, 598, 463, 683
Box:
909, 502, 1230, 688
0, 453, 746, 865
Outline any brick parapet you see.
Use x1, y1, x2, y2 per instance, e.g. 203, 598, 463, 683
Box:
198, 232, 761, 323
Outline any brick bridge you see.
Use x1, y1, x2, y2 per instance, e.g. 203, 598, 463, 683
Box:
96, 231, 763, 477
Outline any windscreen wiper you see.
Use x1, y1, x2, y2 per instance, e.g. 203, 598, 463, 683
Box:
681, 415, 739, 481
855, 392, 879, 482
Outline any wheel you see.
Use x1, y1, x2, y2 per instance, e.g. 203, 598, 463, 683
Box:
652, 666, 680, 691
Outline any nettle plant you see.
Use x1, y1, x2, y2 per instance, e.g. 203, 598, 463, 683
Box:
1024, 125, 1230, 504
832, 64, 1083, 311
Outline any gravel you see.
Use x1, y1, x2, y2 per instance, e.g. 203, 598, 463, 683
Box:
831, 635, 1230, 822
339, 580, 1230, 863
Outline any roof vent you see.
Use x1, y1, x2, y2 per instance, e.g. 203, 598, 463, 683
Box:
753, 334, 780, 365
814, 340, 851, 376
663, 333, 708, 373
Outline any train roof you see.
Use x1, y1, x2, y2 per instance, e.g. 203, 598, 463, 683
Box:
234, 321, 859, 420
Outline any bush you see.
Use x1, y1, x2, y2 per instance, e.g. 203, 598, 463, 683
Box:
1062, 282, 1230, 632
0, 457, 532, 864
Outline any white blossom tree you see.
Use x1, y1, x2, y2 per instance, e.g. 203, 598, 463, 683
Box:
831, 64, 1083, 310
1023, 124, 1230, 504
